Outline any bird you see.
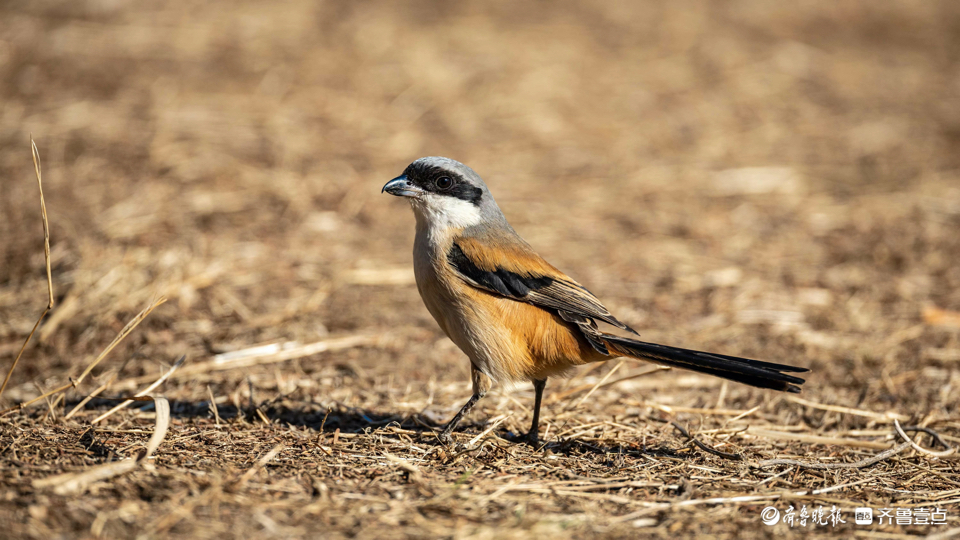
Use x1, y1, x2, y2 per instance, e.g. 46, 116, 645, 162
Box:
382, 156, 808, 446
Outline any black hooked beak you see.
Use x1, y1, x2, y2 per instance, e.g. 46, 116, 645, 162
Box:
382, 175, 423, 198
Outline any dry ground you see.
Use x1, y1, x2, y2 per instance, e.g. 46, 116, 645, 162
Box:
2, 1, 960, 538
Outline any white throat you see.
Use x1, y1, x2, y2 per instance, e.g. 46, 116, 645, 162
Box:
411, 194, 482, 238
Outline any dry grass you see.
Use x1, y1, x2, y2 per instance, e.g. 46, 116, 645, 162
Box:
2, 1, 960, 538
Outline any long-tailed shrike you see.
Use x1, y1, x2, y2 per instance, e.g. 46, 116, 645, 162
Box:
383, 157, 808, 445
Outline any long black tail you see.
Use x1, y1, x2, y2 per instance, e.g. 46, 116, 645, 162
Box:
601, 334, 808, 393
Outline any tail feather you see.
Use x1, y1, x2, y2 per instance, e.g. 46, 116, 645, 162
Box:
601, 334, 807, 393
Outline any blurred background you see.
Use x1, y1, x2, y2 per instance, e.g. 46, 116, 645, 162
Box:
3, 0, 960, 416
3, 0, 960, 536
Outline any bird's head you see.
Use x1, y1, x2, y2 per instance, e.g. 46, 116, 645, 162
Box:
382, 157, 504, 230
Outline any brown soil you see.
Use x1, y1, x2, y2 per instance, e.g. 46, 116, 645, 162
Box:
2, 1, 960, 538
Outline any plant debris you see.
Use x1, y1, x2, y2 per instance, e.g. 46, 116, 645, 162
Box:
2, 1, 960, 538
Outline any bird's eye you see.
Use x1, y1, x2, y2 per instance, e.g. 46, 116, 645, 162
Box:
435, 176, 453, 190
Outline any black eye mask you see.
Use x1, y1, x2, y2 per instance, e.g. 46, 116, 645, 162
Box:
404, 163, 484, 206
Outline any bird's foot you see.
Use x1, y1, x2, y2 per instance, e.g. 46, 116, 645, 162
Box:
509, 430, 540, 448
524, 432, 541, 448
437, 430, 455, 446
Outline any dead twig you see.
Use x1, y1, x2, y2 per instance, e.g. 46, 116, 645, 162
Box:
32, 394, 171, 495
0, 138, 54, 402
744, 428, 891, 450
114, 334, 377, 388
467, 414, 511, 447
754, 442, 912, 470
91, 355, 186, 424
567, 360, 624, 411
657, 418, 743, 461
894, 419, 956, 458
63, 356, 134, 420
753, 424, 954, 470
785, 395, 908, 422
0, 297, 167, 415
208, 385, 221, 426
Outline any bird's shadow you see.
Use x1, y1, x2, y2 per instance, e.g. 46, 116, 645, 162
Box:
68, 396, 692, 461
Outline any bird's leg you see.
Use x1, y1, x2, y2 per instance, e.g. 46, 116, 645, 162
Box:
438, 393, 482, 444
524, 378, 547, 447
439, 365, 490, 444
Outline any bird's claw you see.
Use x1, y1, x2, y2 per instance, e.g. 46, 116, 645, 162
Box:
438, 431, 455, 446
524, 433, 540, 448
